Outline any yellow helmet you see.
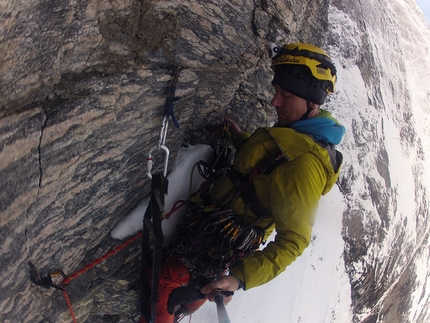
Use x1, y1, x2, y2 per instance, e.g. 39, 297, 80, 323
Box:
269, 42, 337, 105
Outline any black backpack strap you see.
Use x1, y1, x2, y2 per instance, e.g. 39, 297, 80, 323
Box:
140, 174, 168, 323
240, 183, 269, 219
228, 148, 287, 219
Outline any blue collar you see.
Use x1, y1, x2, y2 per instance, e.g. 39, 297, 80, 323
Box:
288, 117, 346, 145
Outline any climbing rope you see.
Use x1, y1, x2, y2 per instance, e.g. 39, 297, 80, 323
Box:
61, 289, 78, 323
61, 231, 142, 285
28, 231, 143, 323
165, 199, 188, 219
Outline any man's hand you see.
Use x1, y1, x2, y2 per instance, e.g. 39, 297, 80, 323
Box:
224, 116, 241, 140
200, 275, 239, 304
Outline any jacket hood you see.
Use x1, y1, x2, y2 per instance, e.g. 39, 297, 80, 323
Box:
287, 109, 346, 145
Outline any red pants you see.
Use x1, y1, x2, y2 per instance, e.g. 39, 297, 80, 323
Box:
140, 255, 207, 323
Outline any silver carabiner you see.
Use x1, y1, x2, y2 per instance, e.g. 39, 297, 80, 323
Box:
147, 144, 170, 179
146, 66, 180, 179
159, 115, 169, 147
147, 114, 171, 179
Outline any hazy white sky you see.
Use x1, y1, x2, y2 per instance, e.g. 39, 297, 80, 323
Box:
416, 0, 430, 23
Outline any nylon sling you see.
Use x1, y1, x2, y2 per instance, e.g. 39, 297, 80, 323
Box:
141, 174, 168, 323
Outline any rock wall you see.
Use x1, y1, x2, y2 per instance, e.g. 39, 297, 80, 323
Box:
0, 1, 330, 322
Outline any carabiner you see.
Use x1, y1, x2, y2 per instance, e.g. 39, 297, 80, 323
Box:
146, 67, 180, 179
147, 144, 170, 179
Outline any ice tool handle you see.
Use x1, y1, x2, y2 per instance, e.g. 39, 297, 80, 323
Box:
147, 67, 181, 179
213, 289, 233, 323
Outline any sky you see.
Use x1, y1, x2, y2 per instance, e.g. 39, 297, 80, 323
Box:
416, 0, 430, 23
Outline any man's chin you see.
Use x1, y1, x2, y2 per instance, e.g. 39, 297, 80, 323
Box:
277, 118, 291, 125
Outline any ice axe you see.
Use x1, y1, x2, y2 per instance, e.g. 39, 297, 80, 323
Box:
213, 289, 234, 323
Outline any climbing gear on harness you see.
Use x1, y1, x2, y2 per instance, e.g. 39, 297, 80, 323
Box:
172, 206, 265, 281
141, 66, 180, 323
147, 66, 181, 178
269, 42, 337, 106
166, 145, 289, 281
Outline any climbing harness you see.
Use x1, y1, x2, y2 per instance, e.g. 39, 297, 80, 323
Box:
140, 66, 181, 323
28, 231, 143, 323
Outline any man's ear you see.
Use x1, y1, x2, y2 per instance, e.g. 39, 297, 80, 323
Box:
309, 102, 320, 110
307, 102, 320, 118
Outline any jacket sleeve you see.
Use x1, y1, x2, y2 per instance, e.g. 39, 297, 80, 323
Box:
229, 153, 328, 289
232, 131, 251, 149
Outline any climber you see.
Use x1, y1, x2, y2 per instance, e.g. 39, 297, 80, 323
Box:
139, 42, 346, 323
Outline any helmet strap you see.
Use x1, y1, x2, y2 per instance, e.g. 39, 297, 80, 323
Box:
299, 100, 313, 120
299, 81, 313, 120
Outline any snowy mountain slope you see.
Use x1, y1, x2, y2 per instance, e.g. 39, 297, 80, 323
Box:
327, 0, 430, 322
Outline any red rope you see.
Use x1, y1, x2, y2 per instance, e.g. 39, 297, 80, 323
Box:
164, 199, 187, 219
59, 231, 143, 322
62, 290, 78, 323
61, 231, 142, 285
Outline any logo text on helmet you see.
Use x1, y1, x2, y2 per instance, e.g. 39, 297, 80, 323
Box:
276, 56, 300, 64
285, 57, 300, 63
317, 67, 328, 76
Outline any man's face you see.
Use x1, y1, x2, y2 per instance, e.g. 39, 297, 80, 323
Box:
271, 84, 310, 124
271, 85, 307, 124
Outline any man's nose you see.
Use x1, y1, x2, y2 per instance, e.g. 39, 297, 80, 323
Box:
271, 91, 281, 107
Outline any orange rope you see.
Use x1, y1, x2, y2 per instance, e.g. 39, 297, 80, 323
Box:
62, 289, 78, 323
62, 231, 142, 285
59, 231, 143, 322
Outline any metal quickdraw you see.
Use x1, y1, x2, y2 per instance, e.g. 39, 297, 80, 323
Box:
147, 66, 181, 179
141, 66, 181, 323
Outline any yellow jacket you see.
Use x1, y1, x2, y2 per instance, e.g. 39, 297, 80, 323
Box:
210, 119, 344, 289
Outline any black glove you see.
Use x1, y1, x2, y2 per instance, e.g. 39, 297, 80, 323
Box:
167, 276, 210, 315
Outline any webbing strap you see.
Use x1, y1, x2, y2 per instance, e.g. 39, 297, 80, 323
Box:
227, 148, 286, 218
141, 174, 168, 323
